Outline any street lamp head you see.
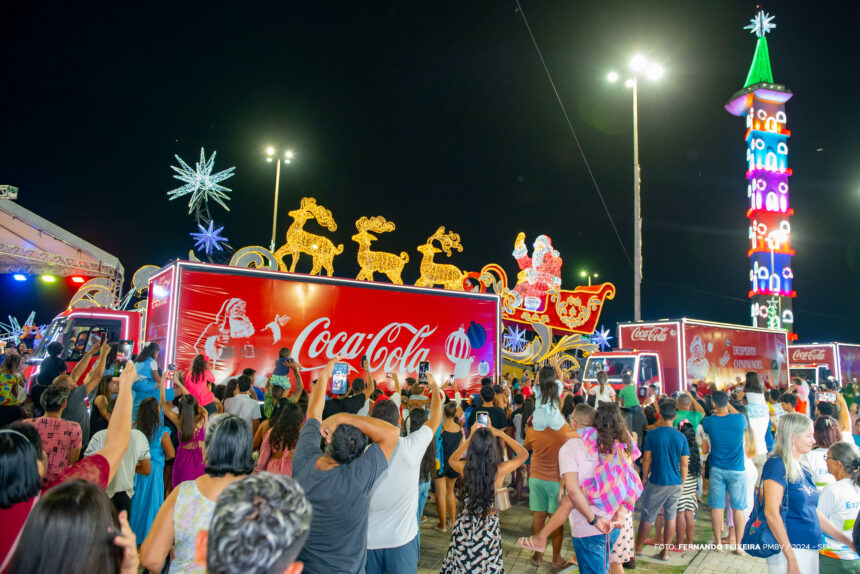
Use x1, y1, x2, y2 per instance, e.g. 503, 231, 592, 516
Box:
624, 78, 635, 88
580, 270, 587, 277
266, 157, 273, 163
630, 54, 648, 73
594, 273, 599, 278
607, 71, 619, 83
646, 63, 664, 81
285, 150, 294, 159
266, 146, 275, 156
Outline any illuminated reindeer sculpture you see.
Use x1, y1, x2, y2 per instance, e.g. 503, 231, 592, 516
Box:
415, 226, 467, 290
275, 197, 343, 276
352, 216, 409, 284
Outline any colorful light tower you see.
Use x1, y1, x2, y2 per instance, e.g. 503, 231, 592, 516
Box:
725, 11, 796, 340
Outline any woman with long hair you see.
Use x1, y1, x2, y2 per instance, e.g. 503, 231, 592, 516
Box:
130, 397, 174, 542
676, 420, 702, 550
90, 375, 118, 438
589, 371, 616, 405
160, 379, 207, 488
132, 342, 165, 422
183, 354, 217, 415
433, 400, 463, 532
532, 364, 565, 431
256, 400, 303, 476
440, 422, 528, 573
140, 414, 255, 573
817, 441, 860, 571
761, 413, 853, 574
6, 480, 138, 574
808, 416, 841, 491
743, 372, 771, 479
409, 407, 436, 529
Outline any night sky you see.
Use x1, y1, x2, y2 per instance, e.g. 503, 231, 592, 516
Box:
2, 1, 858, 343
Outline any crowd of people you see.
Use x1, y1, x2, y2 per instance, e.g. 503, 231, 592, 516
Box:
1, 336, 860, 574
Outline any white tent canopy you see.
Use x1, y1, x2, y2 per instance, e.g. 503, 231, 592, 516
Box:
0, 199, 123, 281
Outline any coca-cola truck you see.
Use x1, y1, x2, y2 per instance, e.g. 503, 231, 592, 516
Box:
788, 343, 860, 388
144, 261, 501, 395
581, 319, 789, 395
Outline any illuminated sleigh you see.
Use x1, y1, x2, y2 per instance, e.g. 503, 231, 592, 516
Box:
465, 264, 615, 372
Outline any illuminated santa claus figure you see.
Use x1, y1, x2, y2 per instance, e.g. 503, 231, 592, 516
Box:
512, 233, 563, 311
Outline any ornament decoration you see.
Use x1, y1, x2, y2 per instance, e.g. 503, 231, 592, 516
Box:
415, 226, 467, 290
593, 325, 614, 351
191, 221, 229, 254
229, 246, 280, 270
466, 321, 487, 350
274, 197, 343, 277
352, 216, 409, 284
168, 148, 236, 214
445, 325, 474, 378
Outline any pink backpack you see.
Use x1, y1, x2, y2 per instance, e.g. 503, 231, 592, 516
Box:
581, 427, 643, 515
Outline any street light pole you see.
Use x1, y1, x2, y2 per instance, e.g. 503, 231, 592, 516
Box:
270, 158, 281, 252
632, 77, 642, 322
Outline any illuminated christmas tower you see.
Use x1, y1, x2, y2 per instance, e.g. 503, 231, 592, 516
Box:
725, 11, 796, 339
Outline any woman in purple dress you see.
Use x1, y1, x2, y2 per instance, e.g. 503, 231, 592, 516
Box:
160, 381, 207, 487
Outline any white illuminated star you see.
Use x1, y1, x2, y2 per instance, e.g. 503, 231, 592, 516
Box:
593, 325, 614, 351
504, 325, 529, 353
168, 148, 236, 214
744, 11, 776, 38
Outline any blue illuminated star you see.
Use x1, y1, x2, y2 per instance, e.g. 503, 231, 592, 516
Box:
504, 325, 529, 353
168, 148, 236, 214
593, 325, 613, 351
744, 11, 776, 38
191, 221, 229, 254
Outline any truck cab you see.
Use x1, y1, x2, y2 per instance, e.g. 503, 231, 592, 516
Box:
25, 309, 142, 384
788, 364, 830, 388
581, 350, 663, 395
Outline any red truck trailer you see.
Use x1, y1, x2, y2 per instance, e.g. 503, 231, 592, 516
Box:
144, 261, 501, 395
788, 343, 860, 388
581, 318, 789, 395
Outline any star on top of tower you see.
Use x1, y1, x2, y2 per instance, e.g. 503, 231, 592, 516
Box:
744, 10, 776, 38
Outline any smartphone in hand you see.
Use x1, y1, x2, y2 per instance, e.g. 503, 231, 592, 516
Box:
475, 411, 489, 428
331, 362, 349, 395
418, 361, 430, 384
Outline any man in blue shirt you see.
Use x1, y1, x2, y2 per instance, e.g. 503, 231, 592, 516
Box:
700, 390, 748, 551
635, 399, 689, 560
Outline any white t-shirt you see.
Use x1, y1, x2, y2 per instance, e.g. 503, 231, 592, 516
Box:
85, 428, 150, 497
366, 425, 434, 549
589, 384, 616, 404
817, 478, 860, 560
745, 392, 770, 457
806, 447, 836, 490
224, 394, 262, 428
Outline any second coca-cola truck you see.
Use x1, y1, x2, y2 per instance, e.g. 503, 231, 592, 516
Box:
581, 318, 789, 395
27, 261, 502, 396
788, 343, 860, 388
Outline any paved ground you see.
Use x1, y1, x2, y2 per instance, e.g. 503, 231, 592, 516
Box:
417, 490, 770, 574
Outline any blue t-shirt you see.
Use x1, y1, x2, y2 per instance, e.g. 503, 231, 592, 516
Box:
643, 426, 689, 486
760, 456, 822, 548
272, 358, 291, 377
701, 414, 747, 472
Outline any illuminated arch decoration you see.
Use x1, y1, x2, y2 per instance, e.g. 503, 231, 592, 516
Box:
726, 10, 796, 340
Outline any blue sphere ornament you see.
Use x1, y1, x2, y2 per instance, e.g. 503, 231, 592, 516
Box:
466, 321, 487, 349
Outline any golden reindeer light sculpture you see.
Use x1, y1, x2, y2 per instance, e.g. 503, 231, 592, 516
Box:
352, 216, 409, 284
415, 226, 467, 290
274, 197, 343, 276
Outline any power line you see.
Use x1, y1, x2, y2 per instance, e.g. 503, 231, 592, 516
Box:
513, 0, 633, 268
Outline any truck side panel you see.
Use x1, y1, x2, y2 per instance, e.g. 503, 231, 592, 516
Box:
837, 344, 860, 387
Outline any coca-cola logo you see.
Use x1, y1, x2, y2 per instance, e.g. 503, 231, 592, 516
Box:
630, 326, 671, 342
292, 317, 436, 373
791, 348, 826, 362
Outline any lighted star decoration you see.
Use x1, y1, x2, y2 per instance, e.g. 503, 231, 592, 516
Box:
168, 148, 236, 214
744, 10, 775, 38
593, 325, 614, 351
503, 325, 529, 353
191, 220, 229, 254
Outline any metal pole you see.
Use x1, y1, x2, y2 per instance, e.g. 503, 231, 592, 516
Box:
633, 78, 642, 322
270, 159, 281, 252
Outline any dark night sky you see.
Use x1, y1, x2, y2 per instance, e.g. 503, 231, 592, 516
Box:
2, 1, 858, 342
